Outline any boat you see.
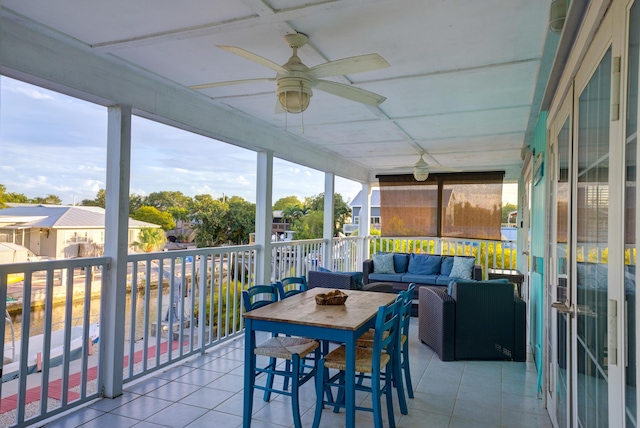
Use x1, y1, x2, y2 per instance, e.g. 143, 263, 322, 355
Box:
3, 306, 99, 383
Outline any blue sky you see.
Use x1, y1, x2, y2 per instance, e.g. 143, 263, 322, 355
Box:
0, 76, 517, 207
0, 76, 362, 206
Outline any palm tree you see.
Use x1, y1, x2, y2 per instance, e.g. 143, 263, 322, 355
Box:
133, 227, 167, 252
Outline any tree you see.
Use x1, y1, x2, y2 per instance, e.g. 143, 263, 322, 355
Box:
273, 196, 302, 210
30, 194, 62, 205
131, 206, 176, 231
305, 193, 352, 235
144, 191, 191, 211
292, 210, 324, 239
189, 195, 229, 247
502, 203, 518, 224
129, 194, 145, 213
226, 196, 256, 244
167, 206, 190, 238
81, 188, 106, 208
0, 184, 29, 206
133, 227, 166, 252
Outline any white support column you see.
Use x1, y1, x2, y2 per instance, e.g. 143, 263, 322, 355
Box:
323, 173, 335, 269
255, 151, 273, 284
359, 183, 372, 262
102, 104, 132, 398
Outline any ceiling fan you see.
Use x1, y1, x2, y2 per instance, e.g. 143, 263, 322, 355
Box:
189, 32, 390, 114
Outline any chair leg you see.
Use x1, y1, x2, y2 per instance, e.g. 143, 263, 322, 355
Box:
263, 357, 277, 402
312, 359, 326, 428
283, 360, 291, 390
371, 370, 383, 428
385, 369, 396, 428
291, 354, 302, 428
402, 341, 414, 399
393, 346, 408, 415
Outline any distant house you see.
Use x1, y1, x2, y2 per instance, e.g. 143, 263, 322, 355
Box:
0, 204, 160, 259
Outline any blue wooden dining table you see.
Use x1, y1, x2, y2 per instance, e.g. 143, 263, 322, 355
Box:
242, 287, 397, 428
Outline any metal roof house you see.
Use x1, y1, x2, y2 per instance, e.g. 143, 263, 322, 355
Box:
0, 205, 160, 259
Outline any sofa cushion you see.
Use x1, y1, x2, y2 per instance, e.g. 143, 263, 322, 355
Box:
402, 273, 440, 285
450, 256, 475, 279
393, 253, 410, 273
407, 254, 442, 275
440, 256, 455, 276
435, 275, 454, 286
373, 253, 395, 274
368, 272, 405, 283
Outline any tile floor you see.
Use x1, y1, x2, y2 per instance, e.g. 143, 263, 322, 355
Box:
42, 319, 553, 427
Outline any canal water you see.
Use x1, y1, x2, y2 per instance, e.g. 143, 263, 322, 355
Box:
4, 289, 171, 346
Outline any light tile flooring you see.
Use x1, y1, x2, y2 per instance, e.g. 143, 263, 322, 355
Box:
42, 319, 552, 428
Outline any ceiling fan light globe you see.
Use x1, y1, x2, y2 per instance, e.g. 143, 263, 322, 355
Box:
413, 167, 429, 181
413, 156, 430, 181
276, 77, 312, 113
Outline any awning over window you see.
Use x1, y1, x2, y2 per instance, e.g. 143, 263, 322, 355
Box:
377, 172, 504, 239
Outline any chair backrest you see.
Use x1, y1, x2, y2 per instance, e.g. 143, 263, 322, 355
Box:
242, 284, 278, 311
276, 276, 308, 300
372, 298, 402, 366
398, 284, 415, 336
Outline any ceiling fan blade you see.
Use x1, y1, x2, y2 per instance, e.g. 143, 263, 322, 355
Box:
217, 45, 287, 73
189, 78, 275, 90
307, 54, 389, 79
313, 80, 386, 106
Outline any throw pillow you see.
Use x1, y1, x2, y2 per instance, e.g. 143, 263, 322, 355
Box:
318, 266, 332, 273
372, 253, 395, 274
449, 256, 475, 280
440, 257, 454, 276
407, 254, 442, 275
393, 253, 410, 273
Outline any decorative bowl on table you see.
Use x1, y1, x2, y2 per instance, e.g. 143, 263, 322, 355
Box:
315, 289, 348, 305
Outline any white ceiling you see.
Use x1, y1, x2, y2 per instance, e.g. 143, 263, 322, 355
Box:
1, 0, 553, 182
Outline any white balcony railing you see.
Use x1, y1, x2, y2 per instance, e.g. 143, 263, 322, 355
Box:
0, 235, 515, 427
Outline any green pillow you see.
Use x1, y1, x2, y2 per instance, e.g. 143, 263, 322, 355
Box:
372, 253, 395, 274
450, 256, 475, 279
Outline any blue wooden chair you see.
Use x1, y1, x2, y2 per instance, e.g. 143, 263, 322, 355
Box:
276, 276, 308, 300
312, 298, 402, 428
242, 284, 319, 428
398, 283, 416, 401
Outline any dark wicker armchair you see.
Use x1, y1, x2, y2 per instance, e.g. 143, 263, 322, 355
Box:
418, 281, 526, 361
307, 270, 393, 293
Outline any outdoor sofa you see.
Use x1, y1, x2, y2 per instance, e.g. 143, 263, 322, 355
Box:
362, 253, 482, 292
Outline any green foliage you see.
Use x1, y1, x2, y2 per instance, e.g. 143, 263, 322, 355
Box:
273, 196, 303, 210
194, 280, 244, 331
292, 210, 324, 239
129, 194, 145, 213
227, 196, 256, 245
30, 194, 62, 205
132, 206, 176, 230
290, 193, 352, 238
133, 227, 167, 252
502, 203, 518, 224
81, 189, 106, 208
189, 195, 255, 246
145, 191, 191, 211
